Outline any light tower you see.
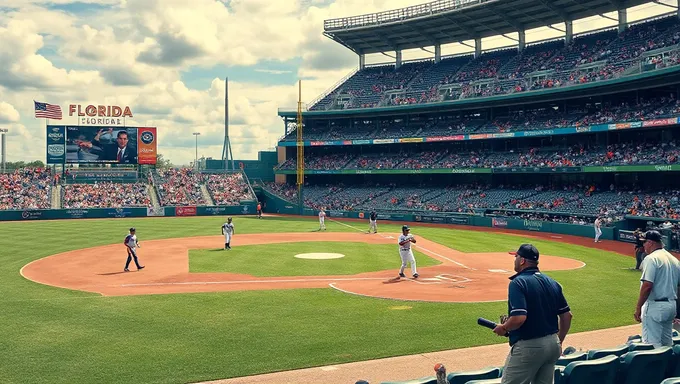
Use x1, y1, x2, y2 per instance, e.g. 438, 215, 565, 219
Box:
296, 80, 304, 215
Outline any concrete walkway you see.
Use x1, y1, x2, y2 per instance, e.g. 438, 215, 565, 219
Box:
201, 324, 640, 384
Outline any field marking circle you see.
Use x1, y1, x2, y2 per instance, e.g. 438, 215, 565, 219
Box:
294, 253, 345, 260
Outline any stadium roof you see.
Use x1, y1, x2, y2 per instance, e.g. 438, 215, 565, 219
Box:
323, 0, 654, 55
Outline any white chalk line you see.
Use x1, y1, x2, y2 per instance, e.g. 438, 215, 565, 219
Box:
120, 277, 387, 287
329, 218, 475, 270
329, 283, 506, 303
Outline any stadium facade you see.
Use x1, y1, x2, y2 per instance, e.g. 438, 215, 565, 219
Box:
268, 0, 680, 247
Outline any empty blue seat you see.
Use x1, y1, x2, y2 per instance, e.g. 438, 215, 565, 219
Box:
556, 351, 588, 366
666, 345, 680, 378
628, 343, 655, 352
380, 377, 436, 384
673, 330, 679, 337
617, 346, 673, 384
560, 355, 619, 384
673, 336, 680, 345
587, 344, 629, 359
447, 367, 501, 384
465, 379, 501, 384
661, 378, 680, 384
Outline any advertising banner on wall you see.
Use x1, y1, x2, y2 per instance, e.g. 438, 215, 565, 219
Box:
136, 127, 158, 164
175, 206, 197, 216
46, 126, 66, 164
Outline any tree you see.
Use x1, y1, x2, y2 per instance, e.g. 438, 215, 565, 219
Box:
156, 153, 173, 169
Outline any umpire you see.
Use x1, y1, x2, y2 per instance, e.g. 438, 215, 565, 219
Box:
634, 229, 646, 270
493, 244, 573, 384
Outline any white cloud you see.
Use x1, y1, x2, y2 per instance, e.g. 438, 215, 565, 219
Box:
0, 103, 21, 124
0, 0, 675, 165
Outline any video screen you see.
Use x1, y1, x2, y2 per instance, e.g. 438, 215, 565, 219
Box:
62, 126, 156, 165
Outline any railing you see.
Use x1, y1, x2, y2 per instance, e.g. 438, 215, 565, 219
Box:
307, 67, 360, 109
324, 0, 492, 31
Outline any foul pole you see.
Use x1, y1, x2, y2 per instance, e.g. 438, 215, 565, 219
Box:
222, 77, 235, 170
296, 80, 304, 215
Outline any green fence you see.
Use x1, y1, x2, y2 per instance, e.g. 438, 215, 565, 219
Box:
259, 190, 614, 240
0, 203, 257, 222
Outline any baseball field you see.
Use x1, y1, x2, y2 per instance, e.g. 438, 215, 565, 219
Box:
2, 215, 640, 383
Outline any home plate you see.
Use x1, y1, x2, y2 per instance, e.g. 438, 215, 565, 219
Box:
489, 269, 511, 273
294, 253, 345, 259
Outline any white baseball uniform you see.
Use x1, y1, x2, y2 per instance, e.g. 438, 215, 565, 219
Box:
640, 248, 680, 347
398, 234, 418, 276
222, 222, 234, 243
319, 211, 326, 230
594, 219, 602, 242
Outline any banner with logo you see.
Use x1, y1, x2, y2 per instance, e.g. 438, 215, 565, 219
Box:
46, 126, 66, 164
175, 206, 197, 216
492, 218, 508, 228
137, 127, 157, 165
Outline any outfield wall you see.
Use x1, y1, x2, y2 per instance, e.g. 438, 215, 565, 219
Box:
0, 203, 257, 221
259, 190, 617, 241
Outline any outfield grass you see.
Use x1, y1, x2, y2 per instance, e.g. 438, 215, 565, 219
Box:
0, 216, 641, 384
189, 241, 440, 275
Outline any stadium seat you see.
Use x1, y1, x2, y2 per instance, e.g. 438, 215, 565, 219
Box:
673, 336, 680, 345
587, 344, 629, 359
465, 379, 502, 384
666, 345, 680, 378
446, 367, 501, 384
556, 351, 588, 366
628, 343, 655, 352
560, 355, 619, 384
616, 346, 673, 384
380, 377, 436, 384
673, 330, 679, 337
662, 378, 680, 384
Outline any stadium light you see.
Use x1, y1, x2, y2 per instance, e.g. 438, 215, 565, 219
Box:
193, 132, 201, 170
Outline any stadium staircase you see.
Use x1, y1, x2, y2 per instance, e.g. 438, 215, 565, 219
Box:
51, 185, 61, 209
199, 184, 215, 206
147, 184, 162, 212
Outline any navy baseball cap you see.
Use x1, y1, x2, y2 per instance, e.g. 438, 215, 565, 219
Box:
402, 225, 410, 231
643, 230, 663, 243
509, 244, 539, 261
129, 227, 136, 232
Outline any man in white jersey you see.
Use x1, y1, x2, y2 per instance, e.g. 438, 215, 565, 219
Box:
123, 227, 144, 272
222, 217, 235, 250
594, 217, 603, 243
635, 230, 680, 347
319, 208, 326, 231
398, 225, 419, 279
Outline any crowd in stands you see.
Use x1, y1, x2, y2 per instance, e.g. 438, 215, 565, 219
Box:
62, 183, 151, 209
285, 96, 680, 142
153, 169, 206, 206
0, 168, 52, 210
310, 15, 680, 111
277, 140, 680, 172
262, 181, 680, 225
205, 173, 255, 205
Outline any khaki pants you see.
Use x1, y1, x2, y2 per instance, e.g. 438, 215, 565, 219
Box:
501, 334, 561, 384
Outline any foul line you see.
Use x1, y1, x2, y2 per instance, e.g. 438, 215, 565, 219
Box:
329, 283, 505, 303
121, 277, 387, 288
329, 218, 474, 270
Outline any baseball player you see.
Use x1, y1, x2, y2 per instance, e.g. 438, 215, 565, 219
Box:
398, 225, 419, 279
257, 203, 262, 219
222, 217, 235, 250
123, 227, 144, 272
594, 216, 603, 243
319, 208, 326, 231
368, 211, 378, 234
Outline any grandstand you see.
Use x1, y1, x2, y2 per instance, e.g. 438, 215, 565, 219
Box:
265, 1, 680, 252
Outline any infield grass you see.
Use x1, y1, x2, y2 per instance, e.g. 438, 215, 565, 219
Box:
0, 216, 641, 384
189, 242, 440, 275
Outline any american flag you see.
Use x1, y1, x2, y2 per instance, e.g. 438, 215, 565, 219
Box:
34, 101, 62, 120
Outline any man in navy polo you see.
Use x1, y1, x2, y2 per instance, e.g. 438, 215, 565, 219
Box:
492, 244, 573, 384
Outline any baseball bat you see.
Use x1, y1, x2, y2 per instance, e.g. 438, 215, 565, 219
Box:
477, 317, 497, 330
477, 317, 509, 337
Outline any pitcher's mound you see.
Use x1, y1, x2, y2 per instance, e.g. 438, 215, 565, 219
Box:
294, 253, 345, 260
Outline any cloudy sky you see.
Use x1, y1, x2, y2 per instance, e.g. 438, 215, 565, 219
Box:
0, 0, 676, 165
